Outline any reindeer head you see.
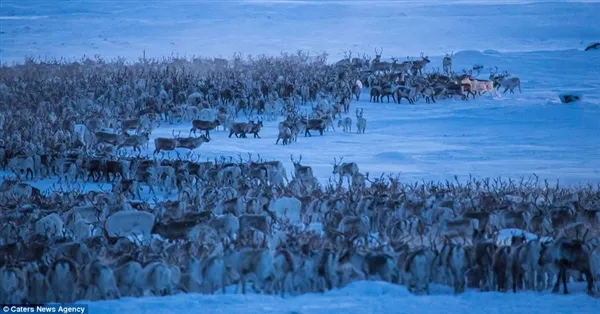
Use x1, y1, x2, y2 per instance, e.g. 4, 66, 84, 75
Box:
332, 157, 344, 175
343, 50, 352, 61
355, 108, 364, 119
290, 154, 303, 169
373, 47, 383, 63
198, 135, 210, 144
489, 66, 499, 79
171, 130, 181, 139
362, 53, 370, 64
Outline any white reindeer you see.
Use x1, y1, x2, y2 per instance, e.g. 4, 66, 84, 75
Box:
337, 116, 352, 132
355, 108, 367, 134
80, 259, 121, 301
269, 196, 302, 225
113, 259, 144, 297
137, 261, 177, 296
0, 265, 28, 304
35, 213, 64, 240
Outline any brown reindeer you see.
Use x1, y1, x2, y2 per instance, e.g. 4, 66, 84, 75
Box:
411, 52, 431, 76
332, 157, 359, 186
290, 154, 313, 179
190, 119, 220, 139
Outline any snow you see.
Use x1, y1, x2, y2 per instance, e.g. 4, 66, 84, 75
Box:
2, 0, 600, 312
2, 0, 600, 63
88, 281, 600, 314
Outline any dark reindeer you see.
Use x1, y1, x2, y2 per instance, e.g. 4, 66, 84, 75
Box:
190, 119, 220, 139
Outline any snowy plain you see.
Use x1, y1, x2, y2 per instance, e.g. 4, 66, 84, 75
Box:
2, 0, 600, 312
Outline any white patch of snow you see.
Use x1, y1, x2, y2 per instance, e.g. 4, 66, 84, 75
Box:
87, 281, 600, 314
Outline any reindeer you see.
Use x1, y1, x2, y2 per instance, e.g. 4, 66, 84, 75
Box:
168, 106, 185, 124
265, 248, 297, 297
435, 239, 471, 293
351, 81, 362, 101
153, 130, 180, 154
470, 78, 496, 97
112, 258, 144, 297
394, 86, 415, 104
190, 119, 220, 139
538, 229, 594, 295
443, 51, 453, 74
120, 119, 142, 134
371, 48, 391, 73
117, 132, 150, 153
35, 213, 64, 240
490, 67, 522, 94
370, 86, 382, 103
439, 218, 480, 243
47, 258, 80, 303
469, 230, 497, 292
338, 117, 352, 133
0, 264, 28, 304
80, 259, 121, 300
492, 233, 527, 292
391, 57, 413, 75
184, 254, 227, 294
8, 155, 35, 180
332, 157, 359, 187
405, 248, 436, 295
95, 131, 121, 146
229, 121, 253, 138
276, 126, 293, 145
337, 216, 370, 246
138, 261, 178, 296
335, 50, 353, 68
176, 135, 210, 150
223, 243, 274, 294
301, 116, 326, 137
355, 109, 367, 134
290, 154, 313, 180
248, 119, 264, 138
112, 178, 141, 199
411, 53, 431, 76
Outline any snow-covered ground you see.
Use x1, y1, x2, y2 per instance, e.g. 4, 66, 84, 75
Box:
88, 281, 600, 314
1, 0, 600, 63
2, 0, 600, 312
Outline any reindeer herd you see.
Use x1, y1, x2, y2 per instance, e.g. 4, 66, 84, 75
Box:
2, 49, 590, 306
1, 153, 600, 304
0, 48, 522, 174
352, 48, 522, 104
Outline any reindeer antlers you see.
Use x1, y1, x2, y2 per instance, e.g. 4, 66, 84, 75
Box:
290, 154, 302, 164
333, 156, 344, 166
